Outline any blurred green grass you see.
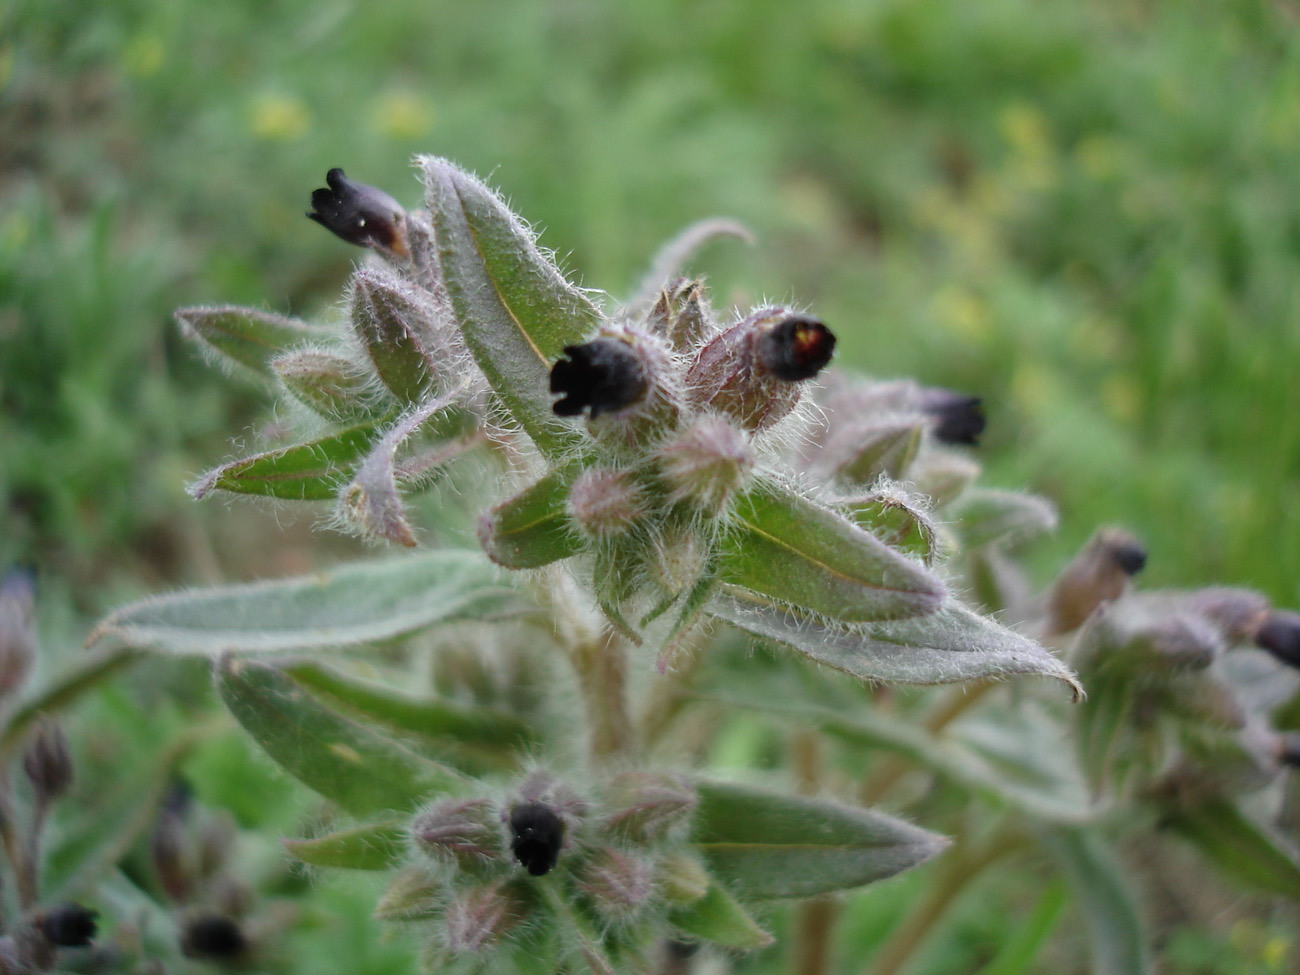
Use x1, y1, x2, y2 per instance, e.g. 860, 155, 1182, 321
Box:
3, 2, 1300, 970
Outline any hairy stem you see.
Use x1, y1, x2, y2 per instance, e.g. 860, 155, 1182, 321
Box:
860, 680, 996, 805
572, 626, 635, 764
792, 730, 840, 975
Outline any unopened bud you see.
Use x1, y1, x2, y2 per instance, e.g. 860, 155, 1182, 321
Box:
443, 882, 523, 954
39, 903, 97, 947
412, 798, 504, 871
568, 468, 649, 539
656, 416, 754, 510
179, 913, 247, 960
908, 452, 981, 506
576, 847, 654, 922
917, 388, 985, 446
151, 787, 195, 904
602, 772, 697, 846
657, 851, 710, 905
22, 721, 73, 803
1047, 528, 1147, 634
307, 168, 409, 257
687, 308, 835, 431
374, 867, 441, 921
0, 570, 37, 700
1129, 615, 1223, 672
827, 418, 925, 484
648, 526, 710, 598
1185, 588, 1269, 644
1255, 611, 1300, 669
550, 339, 648, 418
508, 802, 565, 877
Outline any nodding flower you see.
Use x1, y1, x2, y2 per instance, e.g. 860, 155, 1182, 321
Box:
307, 168, 410, 257
550, 340, 648, 418
508, 801, 566, 876
917, 388, 986, 446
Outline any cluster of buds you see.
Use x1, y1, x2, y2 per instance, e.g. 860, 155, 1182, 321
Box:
0, 572, 100, 971
147, 781, 289, 965
1042, 530, 1300, 803
174, 158, 1090, 703
393, 769, 698, 967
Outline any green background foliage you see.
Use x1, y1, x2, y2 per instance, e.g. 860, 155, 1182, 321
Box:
3, 0, 1299, 971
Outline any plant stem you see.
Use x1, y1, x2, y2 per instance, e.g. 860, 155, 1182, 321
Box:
859, 680, 995, 806
791, 730, 840, 975
868, 825, 1025, 975
571, 626, 634, 764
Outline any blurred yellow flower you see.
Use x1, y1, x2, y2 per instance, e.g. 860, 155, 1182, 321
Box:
1100, 374, 1140, 424
123, 32, 165, 78
371, 89, 436, 141
249, 92, 312, 142
931, 286, 990, 344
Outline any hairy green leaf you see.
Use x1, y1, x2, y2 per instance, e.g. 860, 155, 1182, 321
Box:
420, 156, 599, 458
950, 489, 1058, 551
217, 657, 465, 815
284, 660, 537, 751
689, 780, 947, 898
175, 305, 329, 378
717, 478, 944, 624
668, 882, 773, 950
283, 820, 407, 870
190, 423, 378, 501
709, 587, 1083, 695
89, 549, 522, 655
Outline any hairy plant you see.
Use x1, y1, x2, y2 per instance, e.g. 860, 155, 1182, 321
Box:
63, 159, 1300, 974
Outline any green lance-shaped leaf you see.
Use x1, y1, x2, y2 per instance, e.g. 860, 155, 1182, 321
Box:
216, 657, 466, 815
189, 423, 378, 501
716, 478, 944, 624
709, 586, 1083, 695
839, 492, 940, 565
273, 348, 375, 421
478, 467, 583, 569
712, 690, 1098, 823
1161, 795, 1300, 897
1037, 827, 1150, 975
283, 820, 407, 870
283, 660, 537, 752
89, 549, 523, 655
175, 305, 330, 378
689, 780, 948, 899
668, 882, 773, 951
1074, 669, 1136, 798
832, 419, 925, 484
420, 156, 600, 458
949, 488, 1059, 551
350, 266, 442, 405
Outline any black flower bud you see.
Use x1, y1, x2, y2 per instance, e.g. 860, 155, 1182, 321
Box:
917, 388, 986, 446
1279, 732, 1300, 768
508, 802, 565, 876
307, 168, 409, 257
753, 316, 836, 381
39, 903, 97, 947
22, 720, 73, 803
180, 913, 247, 960
550, 340, 648, 418
1255, 610, 1300, 669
